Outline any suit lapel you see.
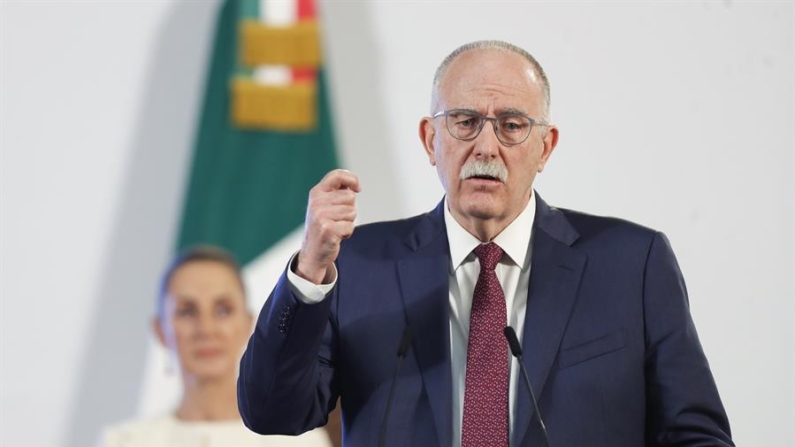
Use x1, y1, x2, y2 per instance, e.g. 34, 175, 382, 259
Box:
514, 195, 586, 447
397, 202, 452, 447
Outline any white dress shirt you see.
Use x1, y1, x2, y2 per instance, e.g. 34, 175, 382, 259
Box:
288, 194, 536, 447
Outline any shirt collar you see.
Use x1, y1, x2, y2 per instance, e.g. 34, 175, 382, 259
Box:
444, 192, 536, 271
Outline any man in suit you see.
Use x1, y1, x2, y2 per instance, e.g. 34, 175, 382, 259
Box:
238, 40, 734, 447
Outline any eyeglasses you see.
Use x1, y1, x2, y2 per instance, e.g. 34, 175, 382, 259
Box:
432, 109, 549, 146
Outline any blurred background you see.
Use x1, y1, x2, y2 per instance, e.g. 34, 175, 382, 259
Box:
1, 1, 793, 447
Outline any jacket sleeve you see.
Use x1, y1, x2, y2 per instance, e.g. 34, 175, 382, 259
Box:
643, 232, 734, 446
237, 267, 339, 435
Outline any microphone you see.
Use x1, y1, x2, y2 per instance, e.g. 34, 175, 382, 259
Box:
504, 326, 550, 447
377, 325, 414, 447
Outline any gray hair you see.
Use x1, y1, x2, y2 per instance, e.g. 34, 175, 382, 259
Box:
432, 40, 551, 119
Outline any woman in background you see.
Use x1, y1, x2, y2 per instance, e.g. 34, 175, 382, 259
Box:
100, 245, 340, 447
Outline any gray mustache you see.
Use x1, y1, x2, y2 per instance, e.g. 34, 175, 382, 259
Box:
459, 160, 508, 182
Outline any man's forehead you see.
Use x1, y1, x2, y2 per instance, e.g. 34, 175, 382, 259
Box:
436, 76, 543, 115
436, 51, 541, 98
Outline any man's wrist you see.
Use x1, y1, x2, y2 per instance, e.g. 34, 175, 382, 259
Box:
287, 252, 337, 304
294, 253, 334, 285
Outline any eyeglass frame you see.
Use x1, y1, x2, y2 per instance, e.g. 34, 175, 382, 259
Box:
431, 108, 551, 147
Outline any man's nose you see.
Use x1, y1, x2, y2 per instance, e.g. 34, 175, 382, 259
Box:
474, 119, 501, 158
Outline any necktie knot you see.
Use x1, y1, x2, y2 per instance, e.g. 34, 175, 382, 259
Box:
474, 242, 504, 272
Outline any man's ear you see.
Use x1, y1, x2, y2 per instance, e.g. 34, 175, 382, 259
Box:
537, 125, 559, 173
419, 117, 437, 166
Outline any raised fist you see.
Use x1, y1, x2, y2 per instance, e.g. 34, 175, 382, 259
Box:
295, 169, 360, 285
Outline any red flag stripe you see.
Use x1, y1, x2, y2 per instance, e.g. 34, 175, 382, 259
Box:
297, 0, 315, 19
293, 0, 316, 83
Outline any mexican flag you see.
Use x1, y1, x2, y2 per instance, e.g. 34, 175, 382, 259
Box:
137, 0, 337, 420
178, 0, 337, 265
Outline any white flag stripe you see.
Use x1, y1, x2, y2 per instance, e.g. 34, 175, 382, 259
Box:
254, 67, 293, 86
260, 0, 295, 26
254, 0, 297, 86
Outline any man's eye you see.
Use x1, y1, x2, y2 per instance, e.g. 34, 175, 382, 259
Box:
500, 118, 528, 132
453, 116, 479, 128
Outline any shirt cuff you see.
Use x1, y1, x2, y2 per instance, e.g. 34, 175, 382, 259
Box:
286, 251, 337, 304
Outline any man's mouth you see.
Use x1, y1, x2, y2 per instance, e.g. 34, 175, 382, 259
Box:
468, 175, 501, 182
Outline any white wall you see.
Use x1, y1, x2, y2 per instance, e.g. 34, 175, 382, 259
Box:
1, 1, 793, 447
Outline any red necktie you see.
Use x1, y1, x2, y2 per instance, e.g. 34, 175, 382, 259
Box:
462, 242, 509, 447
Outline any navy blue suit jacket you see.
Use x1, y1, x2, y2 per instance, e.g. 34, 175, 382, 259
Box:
238, 195, 733, 447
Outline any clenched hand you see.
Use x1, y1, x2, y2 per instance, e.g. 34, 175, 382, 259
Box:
295, 169, 360, 284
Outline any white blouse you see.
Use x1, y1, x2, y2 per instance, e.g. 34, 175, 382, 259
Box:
99, 415, 334, 447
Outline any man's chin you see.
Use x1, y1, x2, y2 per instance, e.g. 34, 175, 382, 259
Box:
448, 192, 508, 221
460, 202, 503, 221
